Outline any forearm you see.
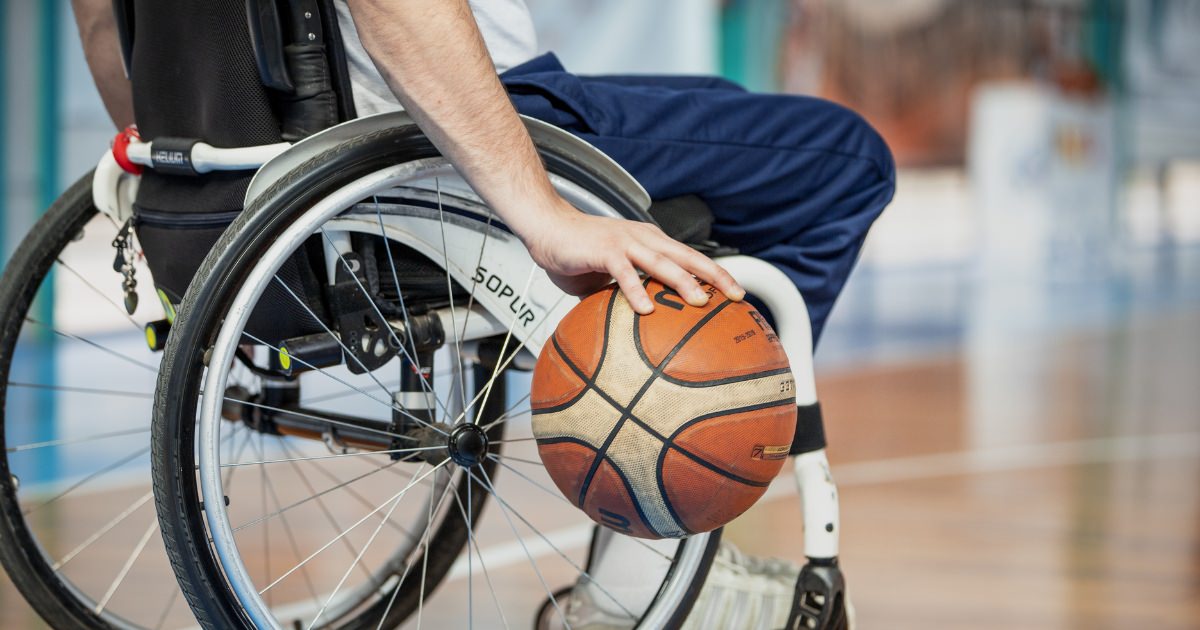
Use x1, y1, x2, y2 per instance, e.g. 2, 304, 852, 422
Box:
71, 0, 134, 130
345, 0, 567, 240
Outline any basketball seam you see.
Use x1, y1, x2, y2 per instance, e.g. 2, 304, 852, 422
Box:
576, 299, 733, 533
631, 300, 791, 387
655, 397, 797, 531
532, 290, 619, 416
534, 436, 660, 537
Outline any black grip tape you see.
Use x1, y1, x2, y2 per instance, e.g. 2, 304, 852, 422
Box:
150, 137, 200, 176
790, 402, 826, 455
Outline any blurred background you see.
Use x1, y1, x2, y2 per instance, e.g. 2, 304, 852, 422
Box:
2, 0, 1198, 628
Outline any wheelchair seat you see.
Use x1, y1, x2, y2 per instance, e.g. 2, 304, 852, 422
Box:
647, 194, 738, 256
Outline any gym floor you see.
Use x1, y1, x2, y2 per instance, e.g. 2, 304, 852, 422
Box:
2, 203, 1196, 628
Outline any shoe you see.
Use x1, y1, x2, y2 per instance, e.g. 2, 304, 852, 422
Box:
537, 541, 803, 630
682, 542, 800, 630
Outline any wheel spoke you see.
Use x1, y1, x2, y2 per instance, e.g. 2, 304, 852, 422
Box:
480, 390, 532, 431
153, 587, 181, 630
448, 474, 510, 629
6, 381, 152, 400
374, 467, 460, 630
258, 438, 322, 606
271, 440, 378, 583
54, 258, 143, 332
451, 291, 567, 427
269, 275, 406, 407
467, 266, 537, 425
24, 317, 158, 373
278, 438, 420, 543
7, 426, 149, 453
94, 520, 158, 614
23, 445, 151, 516
475, 467, 638, 620
233, 458, 402, 534
374, 198, 425, 372
433, 178, 472, 419
258, 459, 449, 594
221, 445, 442, 468
318, 227, 453, 422
466, 468, 572, 629
239, 330, 445, 436
307, 465, 420, 630
51, 491, 153, 571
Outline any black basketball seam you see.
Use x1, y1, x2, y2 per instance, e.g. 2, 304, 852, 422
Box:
532, 290, 619, 416
603, 453, 661, 538
532, 437, 660, 536
659, 366, 794, 388
577, 299, 732, 528
666, 398, 798, 443
656, 396, 795, 513
632, 305, 792, 387
656, 445, 695, 537
531, 338, 595, 415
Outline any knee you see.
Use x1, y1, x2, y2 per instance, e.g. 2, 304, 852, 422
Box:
823, 101, 895, 186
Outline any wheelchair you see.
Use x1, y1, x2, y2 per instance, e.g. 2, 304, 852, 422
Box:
1, 112, 849, 630
0, 7, 848, 630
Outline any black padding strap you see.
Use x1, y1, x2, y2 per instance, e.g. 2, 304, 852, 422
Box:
150, 137, 200, 176
790, 402, 826, 455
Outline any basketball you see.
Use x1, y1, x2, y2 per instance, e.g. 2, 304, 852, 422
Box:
531, 279, 797, 539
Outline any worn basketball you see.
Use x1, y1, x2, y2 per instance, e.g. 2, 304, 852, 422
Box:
531, 279, 796, 539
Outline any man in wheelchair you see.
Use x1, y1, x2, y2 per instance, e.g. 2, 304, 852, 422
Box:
68, 0, 894, 628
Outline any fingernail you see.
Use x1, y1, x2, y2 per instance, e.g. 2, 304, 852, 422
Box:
731, 286, 746, 301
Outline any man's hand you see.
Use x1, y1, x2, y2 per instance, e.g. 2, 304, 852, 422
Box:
520, 199, 744, 314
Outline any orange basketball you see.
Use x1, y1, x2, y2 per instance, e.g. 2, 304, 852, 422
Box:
531, 279, 796, 539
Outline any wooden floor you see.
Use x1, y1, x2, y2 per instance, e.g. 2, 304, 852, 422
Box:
2, 307, 1197, 629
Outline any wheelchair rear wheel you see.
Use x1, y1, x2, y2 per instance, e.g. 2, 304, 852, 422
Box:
152, 125, 720, 629
0, 173, 195, 628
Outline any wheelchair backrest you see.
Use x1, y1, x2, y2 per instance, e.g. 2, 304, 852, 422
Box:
122, 0, 354, 311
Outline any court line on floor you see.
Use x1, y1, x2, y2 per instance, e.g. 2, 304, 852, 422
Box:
764, 430, 1200, 501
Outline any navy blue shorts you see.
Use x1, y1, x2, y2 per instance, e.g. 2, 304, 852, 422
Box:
502, 53, 896, 343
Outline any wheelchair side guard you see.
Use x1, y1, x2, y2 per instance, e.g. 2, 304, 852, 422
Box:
322, 190, 573, 360
244, 111, 654, 221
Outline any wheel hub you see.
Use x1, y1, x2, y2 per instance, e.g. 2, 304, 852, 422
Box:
446, 423, 488, 468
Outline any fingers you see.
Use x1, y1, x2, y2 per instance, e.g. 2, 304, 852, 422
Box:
609, 259, 654, 314
632, 225, 744, 303
659, 239, 745, 302
629, 246, 708, 307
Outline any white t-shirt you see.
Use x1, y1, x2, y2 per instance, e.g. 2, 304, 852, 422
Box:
334, 0, 539, 117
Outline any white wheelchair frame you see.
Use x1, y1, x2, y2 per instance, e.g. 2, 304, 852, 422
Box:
93, 111, 842, 615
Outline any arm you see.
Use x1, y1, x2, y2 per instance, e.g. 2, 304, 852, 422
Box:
344, 0, 743, 313
71, 0, 134, 130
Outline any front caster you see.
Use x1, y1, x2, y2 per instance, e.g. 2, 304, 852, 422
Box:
786, 559, 849, 630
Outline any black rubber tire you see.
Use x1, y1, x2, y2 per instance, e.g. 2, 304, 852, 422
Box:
0, 172, 138, 629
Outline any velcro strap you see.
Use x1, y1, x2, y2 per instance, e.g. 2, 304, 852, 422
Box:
789, 402, 826, 455
150, 137, 200, 176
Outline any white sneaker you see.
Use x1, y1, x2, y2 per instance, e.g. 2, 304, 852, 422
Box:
540, 541, 803, 630
681, 542, 800, 630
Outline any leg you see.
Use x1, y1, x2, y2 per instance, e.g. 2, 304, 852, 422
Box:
503, 54, 895, 343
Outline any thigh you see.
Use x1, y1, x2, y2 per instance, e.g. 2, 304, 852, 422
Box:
503, 57, 895, 340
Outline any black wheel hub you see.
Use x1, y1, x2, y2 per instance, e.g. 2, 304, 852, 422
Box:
446, 423, 488, 468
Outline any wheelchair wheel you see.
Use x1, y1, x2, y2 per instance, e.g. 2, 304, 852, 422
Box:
0, 173, 197, 628
152, 124, 719, 628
